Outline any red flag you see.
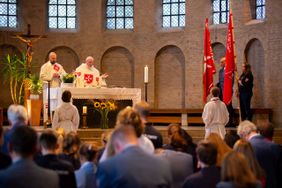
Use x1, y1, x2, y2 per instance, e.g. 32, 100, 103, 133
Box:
203, 18, 216, 103
223, 9, 236, 105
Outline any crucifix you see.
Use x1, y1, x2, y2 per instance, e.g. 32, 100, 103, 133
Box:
13, 24, 47, 74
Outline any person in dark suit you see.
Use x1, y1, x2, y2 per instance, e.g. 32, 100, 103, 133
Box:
183, 141, 221, 188
238, 63, 254, 121
134, 101, 163, 149
96, 126, 172, 188
36, 130, 77, 188
237, 120, 281, 188
0, 126, 11, 169
1, 104, 28, 154
0, 126, 59, 188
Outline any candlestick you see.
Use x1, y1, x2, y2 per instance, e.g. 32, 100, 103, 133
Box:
82, 106, 87, 114
144, 65, 148, 83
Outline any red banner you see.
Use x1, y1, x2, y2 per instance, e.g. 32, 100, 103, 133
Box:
223, 9, 236, 105
203, 18, 216, 103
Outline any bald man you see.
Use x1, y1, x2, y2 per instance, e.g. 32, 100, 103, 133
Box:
75, 56, 107, 87
40, 52, 66, 88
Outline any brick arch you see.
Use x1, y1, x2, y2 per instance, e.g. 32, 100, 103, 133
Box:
101, 46, 134, 88
0, 44, 21, 107
154, 45, 185, 108
46, 46, 80, 73
244, 38, 265, 108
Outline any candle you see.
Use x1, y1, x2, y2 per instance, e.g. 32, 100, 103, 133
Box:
144, 65, 148, 83
82, 106, 87, 114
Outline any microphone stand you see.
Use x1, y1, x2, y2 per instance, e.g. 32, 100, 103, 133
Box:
44, 80, 52, 128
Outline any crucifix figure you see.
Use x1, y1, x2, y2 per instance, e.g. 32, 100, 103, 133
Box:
14, 24, 46, 74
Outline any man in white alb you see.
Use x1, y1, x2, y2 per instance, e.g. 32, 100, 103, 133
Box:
40, 52, 66, 88
202, 87, 229, 139
40, 52, 66, 122
75, 56, 108, 87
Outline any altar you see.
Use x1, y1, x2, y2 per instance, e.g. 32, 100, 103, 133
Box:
43, 86, 142, 128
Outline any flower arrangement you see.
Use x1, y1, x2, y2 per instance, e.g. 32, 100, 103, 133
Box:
62, 73, 75, 83
26, 74, 43, 95
93, 100, 117, 129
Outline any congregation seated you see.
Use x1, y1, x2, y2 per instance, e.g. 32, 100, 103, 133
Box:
0, 126, 11, 170
134, 101, 163, 149
0, 126, 59, 188
96, 126, 172, 188
155, 148, 193, 188
75, 143, 98, 188
58, 132, 81, 170
206, 133, 232, 167
233, 139, 265, 187
183, 141, 221, 188
163, 123, 197, 172
224, 130, 240, 148
1, 104, 28, 154
217, 151, 262, 188
36, 129, 77, 188
237, 120, 281, 188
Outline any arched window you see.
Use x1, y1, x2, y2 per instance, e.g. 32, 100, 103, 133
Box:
212, 0, 229, 24
48, 0, 77, 29
0, 0, 17, 28
106, 0, 134, 30
162, 0, 185, 28
256, 0, 265, 19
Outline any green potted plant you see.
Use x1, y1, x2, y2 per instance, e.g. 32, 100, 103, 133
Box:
26, 74, 43, 99
61, 73, 75, 87
26, 74, 43, 126
1, 53, 28, 104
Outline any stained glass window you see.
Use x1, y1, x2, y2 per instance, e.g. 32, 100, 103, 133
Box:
48, 0, 76, 29
212, 0, 229, 24
162, 0, 185, 28
256, 0, 265, 19
0, 0, 17, 28
106, 0, 134, 30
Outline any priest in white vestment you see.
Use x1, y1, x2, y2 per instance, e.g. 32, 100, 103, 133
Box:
52, 90, 80, 134
202, 87, 229, 139
75, 56, 108, 87
40, 52, 66, 88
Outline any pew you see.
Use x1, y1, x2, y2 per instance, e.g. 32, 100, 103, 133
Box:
147, 108, 272, 126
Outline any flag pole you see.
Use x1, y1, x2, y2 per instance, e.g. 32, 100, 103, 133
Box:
229, 0, 241, 123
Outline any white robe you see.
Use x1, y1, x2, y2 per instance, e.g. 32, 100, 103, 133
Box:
52, 102, 80, 134
202, 97, 229, 139
40, 61, 66, 88
75, 63, 106, 87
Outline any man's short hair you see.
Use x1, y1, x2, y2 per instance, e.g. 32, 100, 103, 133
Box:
256, 121, 274, 139
10, 126, 37, 157
237, 120, 257, 138
111, 126, 137, 146
61, 90, 72, 103
85, 56, 94, 62
211, 87, 220, 97
39, 130, 58, 150
133, 101, 150, 119
7, 104, 28, 124
196, 141, 218, 166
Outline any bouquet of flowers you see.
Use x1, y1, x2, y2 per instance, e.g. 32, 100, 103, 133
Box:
62, 73, 75, 83
93, 100, 117, 129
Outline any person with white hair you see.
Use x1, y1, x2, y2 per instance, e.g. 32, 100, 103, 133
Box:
1, 104, 28, 154
237, 120, 281, 188
75, 56, 108, 87
40, 51, 66, 88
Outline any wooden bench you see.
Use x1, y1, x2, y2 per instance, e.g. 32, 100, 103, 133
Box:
147, 108, 272, 126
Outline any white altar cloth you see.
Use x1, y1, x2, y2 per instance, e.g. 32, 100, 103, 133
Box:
43, 87, 141, 121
